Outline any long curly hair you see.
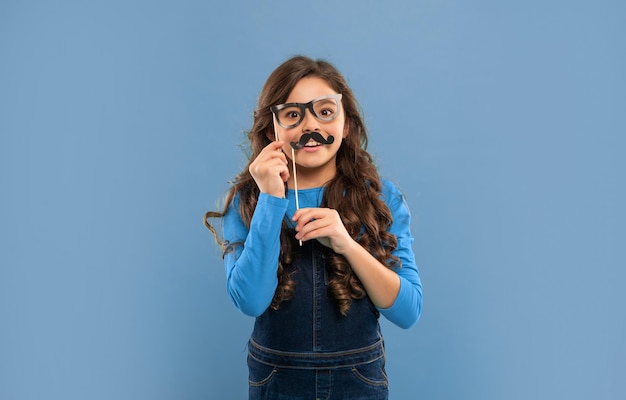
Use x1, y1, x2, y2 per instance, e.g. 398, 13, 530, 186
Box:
204, 56, 399, 316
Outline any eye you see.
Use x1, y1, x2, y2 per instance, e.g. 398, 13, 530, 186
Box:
319, 108, 335, 117
279, 108, 300, 121
313, 98, 339, 120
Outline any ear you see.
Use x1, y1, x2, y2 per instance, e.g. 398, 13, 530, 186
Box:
265, 128, 277, 142
267, 114, 280, 142
343, 119, 350, 137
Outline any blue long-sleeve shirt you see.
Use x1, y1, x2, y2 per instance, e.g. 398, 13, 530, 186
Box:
223, 179, 422, 329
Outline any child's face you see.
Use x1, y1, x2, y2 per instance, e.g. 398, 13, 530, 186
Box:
273, 76, 347, 182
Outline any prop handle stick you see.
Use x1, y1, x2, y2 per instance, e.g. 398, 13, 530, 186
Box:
273, 114, 302, 246
291, 147, 303, 246
272, 114, 280, 142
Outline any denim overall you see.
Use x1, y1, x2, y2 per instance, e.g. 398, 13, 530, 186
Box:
247, 234, 388, 400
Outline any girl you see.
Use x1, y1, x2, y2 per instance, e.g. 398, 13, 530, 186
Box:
205, 56, 422, 400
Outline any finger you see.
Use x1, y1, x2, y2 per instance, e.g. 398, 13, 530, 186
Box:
257, 141, 284, 158
298, 217, 346, 243
267, 159, 289, 181
291, 208, 317, 227
262, 142, 288, 164
267, 159, 290, 178
250, 155, 290, 180
294, 208, 332, 231
292, 208, 329, 225
279, 167, 290, 183
253, 154, 287, 174
267, 140, 285, 150
295, 217, 329, 239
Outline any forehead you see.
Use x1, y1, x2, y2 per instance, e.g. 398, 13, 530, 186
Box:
285, 76, 338, 103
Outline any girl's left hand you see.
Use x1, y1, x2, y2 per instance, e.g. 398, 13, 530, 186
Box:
292, 208, 355, 255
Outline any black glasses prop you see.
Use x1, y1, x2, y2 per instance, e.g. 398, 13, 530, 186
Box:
270, 93, 343, 129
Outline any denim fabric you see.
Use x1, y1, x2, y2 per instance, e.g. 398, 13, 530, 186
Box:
248, 236, 388, 399
248, 339, 388, 400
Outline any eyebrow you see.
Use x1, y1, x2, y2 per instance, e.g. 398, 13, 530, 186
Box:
282, 94, 339, 105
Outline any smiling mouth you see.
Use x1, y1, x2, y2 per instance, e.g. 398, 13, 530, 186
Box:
291, 141, 324, 150
290, 132, 335, 150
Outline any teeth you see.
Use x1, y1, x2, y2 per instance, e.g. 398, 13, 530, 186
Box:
304, 141, 321, 147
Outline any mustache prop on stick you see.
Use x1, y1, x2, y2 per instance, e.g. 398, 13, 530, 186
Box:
289, 132, 335, 150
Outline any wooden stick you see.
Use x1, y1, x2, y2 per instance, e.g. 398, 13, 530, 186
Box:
291, 146, 302, 246
273, 114, 302, 246
272, 114, 280, 141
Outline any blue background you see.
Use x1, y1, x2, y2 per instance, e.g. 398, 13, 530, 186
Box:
1, 0, 624, 399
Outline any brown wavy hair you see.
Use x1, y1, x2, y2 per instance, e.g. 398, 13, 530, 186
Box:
204, 56, 399, 316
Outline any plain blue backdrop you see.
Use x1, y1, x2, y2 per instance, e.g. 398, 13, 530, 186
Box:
1, 0, 624, 399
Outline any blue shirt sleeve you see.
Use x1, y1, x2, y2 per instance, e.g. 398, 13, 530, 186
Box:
377, 180, 423, 329
223, 192, 288, 317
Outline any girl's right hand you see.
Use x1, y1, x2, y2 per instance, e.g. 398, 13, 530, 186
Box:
249, 141, 290, 198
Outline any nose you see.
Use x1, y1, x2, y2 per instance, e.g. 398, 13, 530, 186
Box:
300, 108, 320, 132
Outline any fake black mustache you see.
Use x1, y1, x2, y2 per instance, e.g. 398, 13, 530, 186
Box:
289, 132, 335, 150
